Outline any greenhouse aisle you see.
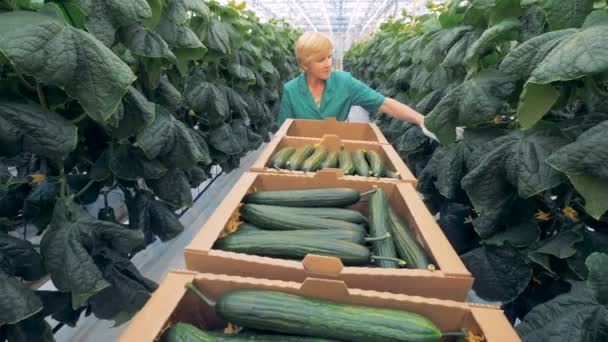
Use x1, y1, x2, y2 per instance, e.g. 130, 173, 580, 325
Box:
52, 145, 268, 342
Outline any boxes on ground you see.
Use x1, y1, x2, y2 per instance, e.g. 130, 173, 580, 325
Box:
120, 270, 520, 342
184, 169, 473, 300
250, 134, 417, 184
274, 117, 389, 144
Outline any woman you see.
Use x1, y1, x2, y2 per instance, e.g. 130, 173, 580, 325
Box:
278, 32, 437, 140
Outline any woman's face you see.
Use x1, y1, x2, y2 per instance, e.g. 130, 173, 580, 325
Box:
304, 53, 333, 80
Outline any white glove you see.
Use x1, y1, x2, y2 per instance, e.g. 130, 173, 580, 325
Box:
420, 122, 439, 142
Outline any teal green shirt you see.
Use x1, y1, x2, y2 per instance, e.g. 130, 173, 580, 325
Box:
277, 71, 385, 127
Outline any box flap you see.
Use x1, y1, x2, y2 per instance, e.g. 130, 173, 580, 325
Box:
300, 278, 350, 302
302, 254, 344, 277
319, 134, 342, 151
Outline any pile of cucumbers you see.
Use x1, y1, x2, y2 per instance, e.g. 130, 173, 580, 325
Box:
160, 283, 453, 342
269, 144, 400, 178
213, 187, 433, 270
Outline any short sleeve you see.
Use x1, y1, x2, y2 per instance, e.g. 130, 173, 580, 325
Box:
350, 76, 385, 113
277, 91, 294, 127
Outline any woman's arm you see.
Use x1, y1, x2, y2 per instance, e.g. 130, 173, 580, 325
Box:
378, 97, 424, 125
378, 97, 438, 141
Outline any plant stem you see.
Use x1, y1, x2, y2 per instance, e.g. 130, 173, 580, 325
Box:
59, 172, 67, 199
185, 282, 216, 307
365, 232, 391, 242
70, 113, 88, 124
74, 180, 96, 198
442, 331, 466, 337
371, 255, 406, 267
36, 80, 47, 109
360, 188, 377, 197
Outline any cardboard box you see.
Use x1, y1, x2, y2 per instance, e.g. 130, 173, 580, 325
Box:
120, 270, 521, 342
250, 134, 417, 184
274, 117, 390, 144
184, 170, 473, 300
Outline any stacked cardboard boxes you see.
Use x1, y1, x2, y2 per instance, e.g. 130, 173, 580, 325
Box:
122, 118, 520, 341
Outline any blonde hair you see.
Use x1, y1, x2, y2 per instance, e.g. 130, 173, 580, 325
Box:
295, 32, 334, 68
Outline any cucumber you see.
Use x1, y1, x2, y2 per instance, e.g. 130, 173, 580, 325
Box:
209, 331, 338, 341
235, 223, 388, 245
240, 204, 366, 231
338, 148, 355, 175
352, 149, 373, 177
214, 231, 372, 265
286, 145, 314, 171
365, 150, 385, 177
237, 205, 366, 224
243, 188, 361, 207
368, 188, 404, 268
302, 145, 328, 172
387, 206, 435, 270
320, 151, 339, 169
164, 322, 217, 342
270, 147, 296, 169
385, 170, 400, 179
185, 287, 442, 342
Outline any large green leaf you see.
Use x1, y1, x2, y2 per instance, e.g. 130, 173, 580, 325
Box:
542, 0, 595, 30
517, 273, 608, 341
517, 83, 560, 129
520, 5, 547, 41
528, 229, 585, 273
78, 0, 152, 46
461, 245, 533, 302
464, 17, 520, 72
442, 31, 482, 68
204, 18, 231, 55
228, 63, 256, 85
118, 24, 176, 63
126, 190, 184, 242
420, 26, 472, 70
209, 123, 244, 155
0, 102, 77, 161
0, 232, 46, 281
547, 121, 608, 219
109, 144, 167, 180
108, 86, 156, 140
0, 271, 43, 325
155, 13, 206, 73
499, 29, 577, 80
148, 168, 193, 208
530, 11, 608, 84
0, 10, 136, 123
184, 77, 230, 126
88, 247, 157, 325
462, 122, 570, 237
41, 199, 144, 309
425, 69, 516, 144
136, 106, 208, 169
163, 0, 209, 24
586, 252, 608, 305
484, 221, 540, 248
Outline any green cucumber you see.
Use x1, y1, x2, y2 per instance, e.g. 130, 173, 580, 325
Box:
388, 206, 435, 270
352, 149, 373, 177
365, 150, 385, 177
238, 205, 366, 224
209, 331, 338, 341
164, 322, 217, 342
286, 145, 314, 171
214, 231, 372, 265
235, 223, 388, 244
270, 147, 296, 169
338, 148, 355, 175
368, 188, 404, 268
302, 145, 328, 172
320, 151, 339, 169
243, 188, 362, 207
240, 204, 366, 231
385, 170, 400, 179
185, 286, 443, 342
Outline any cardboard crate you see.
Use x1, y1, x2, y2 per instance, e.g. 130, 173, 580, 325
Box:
184, 170, 473, 300
274, 117, 390, 144
250, 134, 417, 184
120, 270, 520, 342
